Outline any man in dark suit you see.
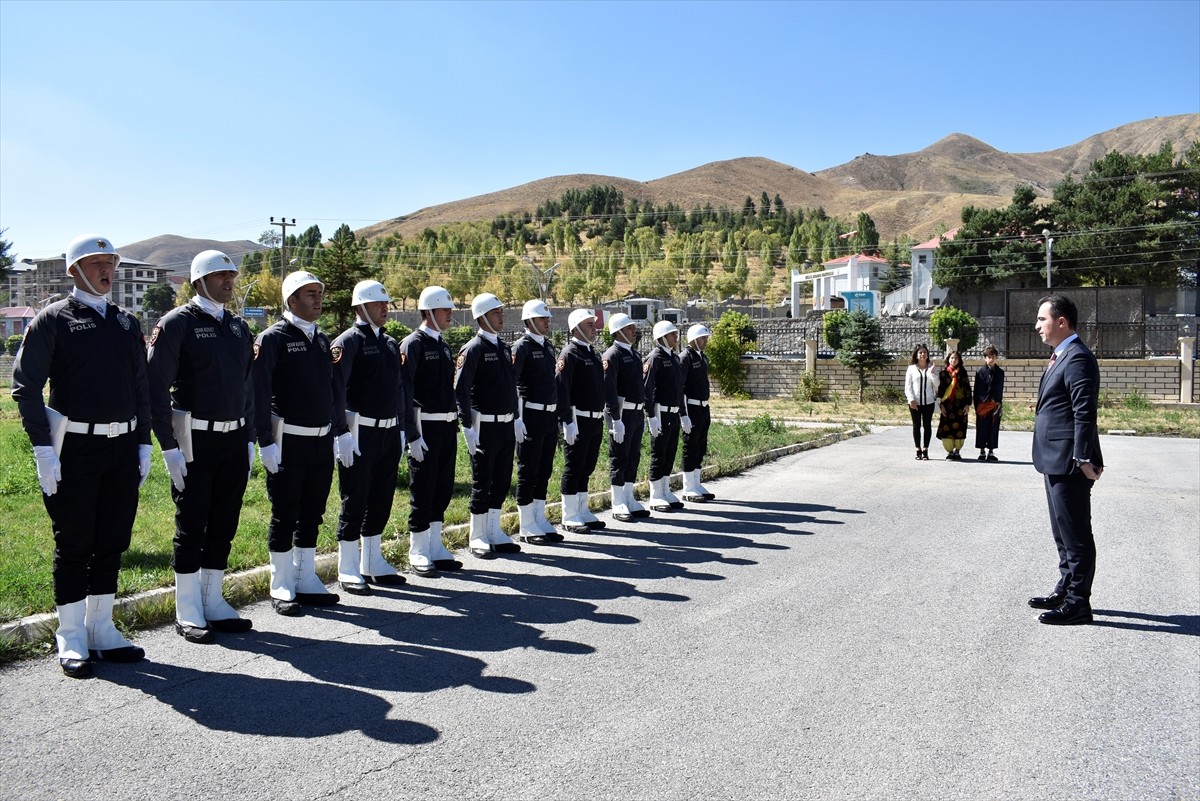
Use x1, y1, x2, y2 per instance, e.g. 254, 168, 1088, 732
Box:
1030, 294, 1104, 625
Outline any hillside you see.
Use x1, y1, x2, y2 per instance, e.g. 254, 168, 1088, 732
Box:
118, 234, 265, 274
358, 114, 1198, 244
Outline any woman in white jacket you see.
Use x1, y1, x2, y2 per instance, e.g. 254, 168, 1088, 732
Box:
904, 344, 939, 460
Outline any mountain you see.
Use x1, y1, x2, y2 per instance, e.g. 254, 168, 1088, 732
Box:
118, 235, 265, 274
358, 114, 1199, 243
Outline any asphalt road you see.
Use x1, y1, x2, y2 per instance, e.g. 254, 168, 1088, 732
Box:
1, 427, 1197, 801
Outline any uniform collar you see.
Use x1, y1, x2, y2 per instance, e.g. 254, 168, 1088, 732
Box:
356, 319, 381, 338
615, 340, 632, 352
190, 295, 225, 320
283, 311, 318, 341
478, 329, 498, 345
525, 331, 545, 345
69, 286, 107, 317
571, 336, 593, 349
419, 323, 442, 340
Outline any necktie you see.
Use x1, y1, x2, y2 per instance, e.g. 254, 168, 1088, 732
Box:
1047, 351, 1058, 370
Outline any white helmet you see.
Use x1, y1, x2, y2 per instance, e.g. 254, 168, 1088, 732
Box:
190, 250, 238, 284
351, 279, 391, 305
686, 323, 712, 343
521, 299, 551, 320
470, 293, 503, 319
567, 308, 597, 333
418, 285, 454, 311
608, 313, 635, 335
65, 234, 120, 275
653, 320, 678, 341
282, 270, 323, 304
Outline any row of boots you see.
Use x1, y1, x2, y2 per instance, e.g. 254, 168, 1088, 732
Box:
55, 594, 146, 679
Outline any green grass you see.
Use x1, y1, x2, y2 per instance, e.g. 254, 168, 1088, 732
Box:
0, 395, 826, 626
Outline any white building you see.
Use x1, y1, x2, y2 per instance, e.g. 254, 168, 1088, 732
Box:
4, 255, 169, 316
883, 229, 954, 314
791, 253, 892, 312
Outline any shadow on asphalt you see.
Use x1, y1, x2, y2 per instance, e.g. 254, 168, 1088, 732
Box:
106, 659, 440, 744
1091, 609, 1200, 636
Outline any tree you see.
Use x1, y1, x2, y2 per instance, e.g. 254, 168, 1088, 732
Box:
929, 306, 980, 353
142, 282, 177, 317
0, 228, 13, 277
707, 310, 756, 397
834, 309, 891, 402
312, 224, 367, 329
934, 185, 1047, 290
850, 212, 881, 254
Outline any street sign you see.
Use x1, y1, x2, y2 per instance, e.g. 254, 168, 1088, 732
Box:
842, 291, 879, 317
243, 307, 265, 318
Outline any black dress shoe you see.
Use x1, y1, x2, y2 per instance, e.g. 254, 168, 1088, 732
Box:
175, 621, 215, 644
207, 617, 253, 633
987, 453, 999, 463
1028, 591, 1068, 610
470, 547, 498, 559
433, 559, 463, 571
272, 598, 302, 616
363, 573, 406, 586
630, 509, 651, 519
584, 520, 606, 530
340, 580, 371, 596
543, 531, 565, 542
60, 658, 93, 679
493, 542, 521, 553
408, 564, 438, 577
89, 646, 145, 663
1039, 600, 1093, 626
612, 512, 635, 522
521, 534, 552, 545
562, 522, 592, 534
296, 591, 340, 607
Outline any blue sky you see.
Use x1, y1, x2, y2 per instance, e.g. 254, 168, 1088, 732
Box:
2, 0, 1197, 260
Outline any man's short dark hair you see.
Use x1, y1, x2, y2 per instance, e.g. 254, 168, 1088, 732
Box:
1039, 294, 1078, 330
982, 344, 999, 358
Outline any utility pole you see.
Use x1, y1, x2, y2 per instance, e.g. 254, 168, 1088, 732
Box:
270, 216, 296, 280
1042, 229, 1054, 289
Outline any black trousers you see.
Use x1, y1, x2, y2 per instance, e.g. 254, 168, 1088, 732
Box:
408, 420, 456, 532
172, 429, 251, 573
469, 419, 515, 513
975, 412, 1001, 450
608, 410, 645, 485
44, 431, 140, 605
649, 412, 681, 481
909, 403, 934, 448
337, 425, 401, 542
515, 410, 557, 505
561, 416, 602, 495
1044, 471, 1097, 602
681, 405, 710, 472
265, 433, 334, 552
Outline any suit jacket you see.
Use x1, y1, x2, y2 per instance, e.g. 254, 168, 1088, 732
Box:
1032, 336, 1104, 475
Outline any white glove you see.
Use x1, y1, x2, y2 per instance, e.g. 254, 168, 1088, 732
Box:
400, 431, 407, 451
514, 417, 527, 443
335, 432, 359, 468
247, 442, 256, 478
611, 418, 626, 444
162, 447, 188, 491
681, 415, 693, 435
33, 444, 61, 496
408, 436, 428, 463
648, 416, 662, 438
259, 442, 281, 474
562, 421, 578, 446
462, 427, 480, 456
138, 444, 153, 488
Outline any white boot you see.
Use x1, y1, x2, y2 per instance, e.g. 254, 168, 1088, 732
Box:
337, 540, 369, 595
269, 549, 299, 615
533, 499, 559, 536
85, 594, 144, 662
360, 535, 405, 585
488, 509, 521, 552
174, 571, 213, 643
682, 469, 704, 502
55, 600, 91, 678
428, 522, 463, 569
694, 469, 715, 500
560, 493, 586, 533
577, 491, 605, 529
518, 504, 546, 543
294, 547, 339, 606
611, 485, 633, 521
408, 528, 436, 575
649, 477, 680, 511
625, 483, 650, 518
662, 475, 684, 508
200, 568, 252, 632
469, 512, 493, 558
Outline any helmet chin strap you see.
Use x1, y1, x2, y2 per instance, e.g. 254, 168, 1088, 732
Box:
478, 315, 499, 336
425, 310, 443, 334
197, 277, 217, 303
71, 265, 106, 297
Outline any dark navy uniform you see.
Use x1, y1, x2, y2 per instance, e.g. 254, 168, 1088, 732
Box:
679, 346, 712, 473
643, 344, 684, 482
513, 331, 558, 507
556, 338, 606, 496
455, 331, 518, 514
147, 301, 255, 574
401, 327, 458, 534
603, 341, 646, 487
12, 295, 151, 605
253, 319, 337, 552
331, 321, 407, 543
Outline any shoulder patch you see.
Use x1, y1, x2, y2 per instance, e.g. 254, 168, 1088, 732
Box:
253, 342, 261, 360
331, 345, 343, 364
456, 352, 466, 371
556, 358, 566, 374
643, 362, 651, 377
149, 326, 161, 347
602, 358, 609, 372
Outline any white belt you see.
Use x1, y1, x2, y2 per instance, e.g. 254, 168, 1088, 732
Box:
64, 417, 137, 438
573, 408, 604, 419
623, 402, 644, 412
477, 413, 515, 423
359, 416, 398, 428
281, 423, 331, 437
191, 416, 245, 433
687, 399, 709, 407
659, 406, 680, 414
419, 411, 457, 423
523, 401, 556, 412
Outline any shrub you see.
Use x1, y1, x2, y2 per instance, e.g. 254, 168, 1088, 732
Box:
5, 334, 22, 356
383, 320, 412, 342
442, 325, 476, 352
864, 385, 906, 403
822, 310, 850, 351
707, 310, 756, 398
1123, 386, 1151, 411
929, 306, 980, 353
794, 371, 825, 402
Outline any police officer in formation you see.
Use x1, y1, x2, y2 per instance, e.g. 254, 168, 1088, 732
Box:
400, 286, 464, 576
680, 323, 716, 502
147, 250, 256, 643
253, 271, 340, 614
555, 309, 608, 534
511, 299, 563, 544
603, 313, 651, 523
455, 294, 523, 559
330, 280, 409, 594
643, 320, 687, 511
12, 234, 151, 677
